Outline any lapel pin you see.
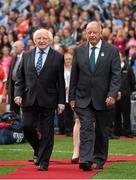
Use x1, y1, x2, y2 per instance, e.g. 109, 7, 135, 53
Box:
101, 52, 104, 57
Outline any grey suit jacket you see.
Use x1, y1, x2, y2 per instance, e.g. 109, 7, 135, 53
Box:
14, 48, 65, 108
7, 56, 17, 104
69, 40, 121, 110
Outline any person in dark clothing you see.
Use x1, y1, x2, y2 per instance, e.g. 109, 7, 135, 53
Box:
69, 21, 121, 171
114, 53, 135, 137
14, 29, 65, 171
7, 40, 24, 115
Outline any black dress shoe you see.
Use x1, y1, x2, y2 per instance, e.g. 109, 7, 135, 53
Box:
71, 157, 79, 164
33, 156, 39, 166
79, 162, 92, 171
93, 163, 103, 169
37, 165, 48, 171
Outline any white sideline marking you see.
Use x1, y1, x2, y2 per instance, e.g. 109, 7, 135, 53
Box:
0, 148, 71, 153
0, 148, 135, 156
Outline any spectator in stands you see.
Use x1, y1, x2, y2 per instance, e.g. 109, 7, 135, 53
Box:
1, 46, 12, 78
71, 20, 82, 43
61, 28, 75, 47
102, 27, 111, 42
0, 61, 6, 112
27, 39, 35, 51
113, 28, 126, 53
66, 45, 76, 56
1, 34, 12, 51
53, 35, 61, 51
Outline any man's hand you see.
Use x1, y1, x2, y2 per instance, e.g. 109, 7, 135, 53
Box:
105, 96, 115, 106
14, 96, 22, 106
69, 100, 75, 111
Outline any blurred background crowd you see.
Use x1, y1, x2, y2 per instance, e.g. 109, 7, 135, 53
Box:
0, 0, 136, 58
0, 0, 136, 138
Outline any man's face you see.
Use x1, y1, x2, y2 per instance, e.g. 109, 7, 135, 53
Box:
14, 44, 23, 54
35, 31, 51, 50
86, 23, 101, 45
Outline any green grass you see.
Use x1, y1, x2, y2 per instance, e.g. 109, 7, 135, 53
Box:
0, 136, 136, 178
0, 136, 73, 161
92, 161, 136, 179
109, 139, 136, 155
0, 166, 24, 176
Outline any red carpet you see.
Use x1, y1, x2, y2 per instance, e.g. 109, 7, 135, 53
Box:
1, 156, 136, 179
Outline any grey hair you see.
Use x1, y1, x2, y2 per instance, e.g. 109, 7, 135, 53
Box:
86, 21, 102, 32
13, 40, 24, 48
33, 28, 53, 44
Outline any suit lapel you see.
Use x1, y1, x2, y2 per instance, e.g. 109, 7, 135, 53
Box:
30, 48, 37, 74
11, 57, 17, 70
95, 40, 108, 72
39, 48, 55, 75
82, 42, 91, 72
9, 57, 17, 82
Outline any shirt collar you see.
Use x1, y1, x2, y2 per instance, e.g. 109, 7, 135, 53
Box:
36, 47, 50, 54
121, 61, 125, 68
89, 39, 102, 50
17, 52, 23, 58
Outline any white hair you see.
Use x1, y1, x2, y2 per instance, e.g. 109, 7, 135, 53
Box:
13, 40, 24, 48
33, 28, 53, 44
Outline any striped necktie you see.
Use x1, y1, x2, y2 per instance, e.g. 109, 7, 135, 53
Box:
36, 51, 44, 75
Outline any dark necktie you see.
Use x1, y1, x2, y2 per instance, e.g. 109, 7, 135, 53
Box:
36, 51, 44, 75
90, 46, 97, 72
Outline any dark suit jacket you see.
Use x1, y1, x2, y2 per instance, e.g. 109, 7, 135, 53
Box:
14, 48, 65, 108
120, 61, 135, 96
7, 56, 17, 105
69, 40, 121, 110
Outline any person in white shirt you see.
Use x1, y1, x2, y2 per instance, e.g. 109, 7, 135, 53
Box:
63, 52, 74, 136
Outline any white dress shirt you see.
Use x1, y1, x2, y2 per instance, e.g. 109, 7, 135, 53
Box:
89, 40, 102, 64
35, 47, 50, 68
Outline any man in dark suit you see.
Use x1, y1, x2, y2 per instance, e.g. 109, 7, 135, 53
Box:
7, 40, 24, 115
69, 21, 121, 171
114, 53, 135, 137
14, 28, 65, 171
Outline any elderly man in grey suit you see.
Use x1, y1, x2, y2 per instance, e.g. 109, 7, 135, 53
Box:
14, 28, 65, 171
69, 21, 121, 171
7, 40, 24, 115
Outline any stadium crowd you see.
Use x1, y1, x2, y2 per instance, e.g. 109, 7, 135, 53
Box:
0, 0, 136, 138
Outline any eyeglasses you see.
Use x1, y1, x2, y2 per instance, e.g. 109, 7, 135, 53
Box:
86, 30, 101, 35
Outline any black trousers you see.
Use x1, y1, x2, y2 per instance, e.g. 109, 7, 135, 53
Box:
10, 99, 20, 115
93, 109, 112, 164
76, 104, 111, 164
10, 81, 20, 115
22, 101, 55, 168
114, 95, 132, 136
63, 103, 74, 135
